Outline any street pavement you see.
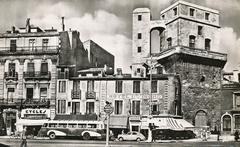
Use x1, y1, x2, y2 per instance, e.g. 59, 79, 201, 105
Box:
0, 134, 239, 147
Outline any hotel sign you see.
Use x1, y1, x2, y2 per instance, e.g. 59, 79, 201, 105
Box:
108, 94, 162, 100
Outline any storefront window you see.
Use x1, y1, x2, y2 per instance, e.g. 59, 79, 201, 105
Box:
223, 115, 231, 131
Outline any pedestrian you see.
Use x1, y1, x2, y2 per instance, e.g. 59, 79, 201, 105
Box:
121, 130, 124, 134
20, 126, 27, 147
234, 130, 239, 142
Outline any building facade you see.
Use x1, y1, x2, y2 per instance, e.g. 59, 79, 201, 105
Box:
132, 0, 227, 130
55, 68, 181, 136
0, 19, 114, 136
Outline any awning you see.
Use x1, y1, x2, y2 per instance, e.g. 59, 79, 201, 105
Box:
141, 116, 194, 130
15, 119, 49, 126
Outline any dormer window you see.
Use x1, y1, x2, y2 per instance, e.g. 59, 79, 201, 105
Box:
190, 8, 195, 17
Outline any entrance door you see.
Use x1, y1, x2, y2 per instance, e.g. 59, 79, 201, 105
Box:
26, 88, 33, 100
195, 110, 207, 127
223, 115, 231, 131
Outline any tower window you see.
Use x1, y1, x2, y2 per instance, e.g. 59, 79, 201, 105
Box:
137, 47, 141, 53
205, 39, 211, 50
138, 33, 142, 39
198, 26, 203, 35
173, 7, 178, 16
162, 15, 165, 20
205, 13, 210, 20
189, 35, 196, 48
167, 37, 172, 48
138, 15, 142, 21
190, 8, 195, 17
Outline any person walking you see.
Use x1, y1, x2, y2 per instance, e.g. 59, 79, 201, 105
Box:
234, 130, 239, 142
20, 126, 27, 147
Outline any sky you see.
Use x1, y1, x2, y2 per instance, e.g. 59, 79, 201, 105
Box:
0, 0, 240, 73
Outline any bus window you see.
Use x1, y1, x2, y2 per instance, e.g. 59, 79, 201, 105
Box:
58, 123, 67, 128
78, 124, 87, 128
49, 123, 57, 128
68, 123, 77, 128
88, 124, 97, 128
42, 123, 48, 128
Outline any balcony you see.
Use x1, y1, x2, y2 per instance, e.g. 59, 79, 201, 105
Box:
4, 72, 18, 80
71, 90, 81, 99
23, 71, 51, 80
0, 46, 59, 56
85, 91, 96, 99
0, 98, 50, 108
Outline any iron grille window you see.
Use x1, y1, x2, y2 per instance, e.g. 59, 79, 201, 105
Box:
133, 81, 140, 93
115, 100, 123, 115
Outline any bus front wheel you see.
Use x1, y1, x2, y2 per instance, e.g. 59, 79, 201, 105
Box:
83, 132, 91, 140
49, 132, 56, 139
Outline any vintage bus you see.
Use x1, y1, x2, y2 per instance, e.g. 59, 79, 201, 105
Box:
37, 120, 106, 140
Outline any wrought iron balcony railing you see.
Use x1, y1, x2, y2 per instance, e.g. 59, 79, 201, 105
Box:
85, 91, 96, 99
0, 46, 59, 55
0, 98, 50, 108
71, 90, 81, 99
23, 71, 51, 80
4, 72, 18, 80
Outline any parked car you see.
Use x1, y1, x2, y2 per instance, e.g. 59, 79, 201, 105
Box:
118, 131, 146, 141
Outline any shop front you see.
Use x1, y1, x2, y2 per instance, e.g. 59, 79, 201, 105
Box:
15, 108, 51, 136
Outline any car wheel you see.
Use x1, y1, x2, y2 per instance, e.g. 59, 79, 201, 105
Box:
118, 137, 123, 141
49, 132, 56, 139
83, 132, 91, 140
136, 138, 141, 142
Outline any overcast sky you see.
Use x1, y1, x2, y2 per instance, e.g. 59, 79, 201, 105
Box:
0, 0, 240, 72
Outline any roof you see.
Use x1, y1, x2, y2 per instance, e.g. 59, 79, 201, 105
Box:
133, 8, 150, 13
161, 0, 219, 14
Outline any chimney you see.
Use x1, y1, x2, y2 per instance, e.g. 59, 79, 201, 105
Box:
26, 18, 31, 33
61, 17, 65, 31
12, 26, 15, 33
117, 68, 122, 75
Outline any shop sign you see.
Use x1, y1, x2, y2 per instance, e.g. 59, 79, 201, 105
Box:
21, 109, 50, 118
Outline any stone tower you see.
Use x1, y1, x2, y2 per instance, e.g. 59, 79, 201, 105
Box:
132, 0, 227, 129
